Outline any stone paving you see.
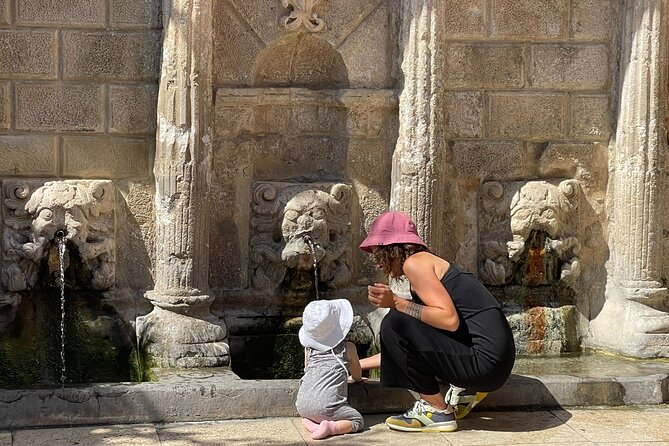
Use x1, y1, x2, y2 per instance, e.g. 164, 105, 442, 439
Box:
3, 407, 669, 445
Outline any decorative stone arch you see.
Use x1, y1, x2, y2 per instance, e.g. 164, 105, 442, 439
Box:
252, 33, 349, 89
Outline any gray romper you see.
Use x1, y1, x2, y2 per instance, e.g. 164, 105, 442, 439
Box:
295, 341, 364, 432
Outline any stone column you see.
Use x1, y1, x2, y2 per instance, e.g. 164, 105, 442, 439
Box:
136, 0, 229, 368
590, 0, 669, 357
390, 0, 447, 254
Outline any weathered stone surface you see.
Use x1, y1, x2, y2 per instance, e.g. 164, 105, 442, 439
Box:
0, 0, 9, 26
571, 95, 612, 139
16, 0, 106, 26
445, 91, 483, 138
109, 85, 158, 134
111, 0, 162, 28
489, 93, 565, 138
16, 84, 102, 131
491, 0, 568, 38
347, 139, 392, 185
0, 30, 57, 78
320, 0, 382, 46
14, 424, 160, 446
452, 140, 524, 178
0, 83, 8, 130
531, 44, 610, 89
254, 135, 347, 181
62, 136, 151, 178
446, 44, 524, 88
0, 135, 56, 175
445, 0, 484, 38
62, 31, 161, 81
115, 180, 154, 290
571, 0, 618, 40
338, 3, 392, 88
214, 2, 264, 86
226, 0, 282, 45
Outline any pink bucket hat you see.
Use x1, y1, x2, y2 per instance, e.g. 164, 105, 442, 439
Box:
359, 211, 427, 252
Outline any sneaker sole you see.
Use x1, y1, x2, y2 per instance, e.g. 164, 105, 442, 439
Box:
386, 421, 458, 433
455, 392, 488, 419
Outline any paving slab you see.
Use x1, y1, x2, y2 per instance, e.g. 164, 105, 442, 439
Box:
0, 432, 10, 446
552, 407, 669, 444
13, 424, 160, 446
157, 418, 305, 446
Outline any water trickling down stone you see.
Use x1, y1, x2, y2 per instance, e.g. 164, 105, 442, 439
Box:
56, 231, 67, 386
303, 234, 320, 300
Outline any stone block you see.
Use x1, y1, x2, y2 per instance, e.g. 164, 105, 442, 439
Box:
16, 0, 106, 26
571, 95, 612, 139
446, 44, 524, 88
0, 136, 56, 175
445, 91, 483, 138
538, 142, 599, 179
445, 0, 484, 38
63, 136, 151, 178
531, 44, 610, 90
214, 3, 264, 86
491, 0, 568, 38
347, 138, 392, 185
489, 93, 565, 139
292, 104, 346, 134
452, 140, 524, 178
0, 83, 8, 130
253, 135, 346, 181
571, 0, 618, 40
14, 424, 160, 446
320, 0, 380, 46
346, 107, 392, 139
16, 83, 102, 132
109, 85, 158, 134
62, 31, 161, 81
0, 0, 9, 26
0, 30, 57, 79
111, 0, 162, 28
338, 3, 392, 88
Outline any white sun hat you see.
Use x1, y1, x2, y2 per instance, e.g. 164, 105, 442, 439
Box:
299, 299, 354, 351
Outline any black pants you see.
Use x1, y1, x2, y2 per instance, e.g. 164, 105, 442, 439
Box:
379, 309, 514, 395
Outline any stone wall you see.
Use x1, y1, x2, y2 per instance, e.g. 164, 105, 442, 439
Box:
443, 0, 618, 346
0, 0, 161, 289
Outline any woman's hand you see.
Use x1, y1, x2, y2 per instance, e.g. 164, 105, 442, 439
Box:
367, 283, 396, 309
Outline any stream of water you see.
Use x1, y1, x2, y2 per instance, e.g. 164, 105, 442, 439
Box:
303, 235, 320, 300
56, 234, 66, 386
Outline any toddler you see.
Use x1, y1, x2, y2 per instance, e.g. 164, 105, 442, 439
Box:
295, 299, 364, 440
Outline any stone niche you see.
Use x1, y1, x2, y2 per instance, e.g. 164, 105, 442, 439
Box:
478, 179, 582, 355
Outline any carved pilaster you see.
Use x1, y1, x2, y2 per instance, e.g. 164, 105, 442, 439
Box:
390, 0, 447, 253
590, 0, 669, 357
136, 0, 229, 368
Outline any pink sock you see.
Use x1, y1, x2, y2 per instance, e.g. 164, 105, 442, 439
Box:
302, 418, 319, 433
312, 420, 338, 440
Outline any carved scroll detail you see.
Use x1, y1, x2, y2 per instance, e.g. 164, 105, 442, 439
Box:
478, 180, 581, 286
250, 182, 351, 291
2, 180, 115, 291
280, 0, 325, 32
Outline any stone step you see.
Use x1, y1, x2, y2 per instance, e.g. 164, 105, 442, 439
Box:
0, 354, 667, 429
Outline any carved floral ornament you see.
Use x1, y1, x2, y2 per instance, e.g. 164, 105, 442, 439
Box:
280, 0, 326, 32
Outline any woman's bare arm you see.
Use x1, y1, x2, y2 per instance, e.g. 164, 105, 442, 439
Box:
359, 352, 380, 370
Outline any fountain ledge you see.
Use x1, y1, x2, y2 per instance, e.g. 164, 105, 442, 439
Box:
0, 368, 667, 429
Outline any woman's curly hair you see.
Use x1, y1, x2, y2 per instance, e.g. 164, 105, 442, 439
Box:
372, 243, 429, 276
